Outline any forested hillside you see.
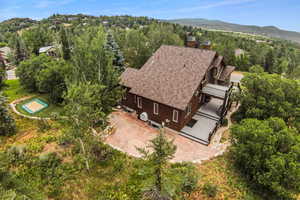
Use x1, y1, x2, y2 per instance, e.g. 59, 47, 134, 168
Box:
0, 14, 299, 200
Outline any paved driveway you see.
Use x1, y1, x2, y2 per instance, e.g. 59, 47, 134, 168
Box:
105, 111, 229, 163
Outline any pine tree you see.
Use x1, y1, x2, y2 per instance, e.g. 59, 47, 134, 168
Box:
138, 129, 177, 199
60, 27, 71, 60
0, 94, 16, 136
106, 32, 125, 72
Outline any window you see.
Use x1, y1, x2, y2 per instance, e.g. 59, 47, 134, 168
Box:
137, 97, 142, 108
153, 103, 159, 115
172, 110, 179, 122
187, 104, 191, 115
122, 93, 127, 100
185, 103, 192, 117
134, 95, 137, 103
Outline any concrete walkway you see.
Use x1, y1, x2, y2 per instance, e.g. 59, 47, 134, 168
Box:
105, 110, 235, 163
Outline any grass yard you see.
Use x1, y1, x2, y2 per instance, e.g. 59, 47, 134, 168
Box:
0, 79, 268, 200
2, 79, 35, 102
190, 153, 263, 200
3, 79, 63, 117
15, 95, 63, 117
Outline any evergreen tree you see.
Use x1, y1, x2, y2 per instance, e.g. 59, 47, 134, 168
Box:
0, 94, 16, 136
9, 34, 27, 64
106, 31, 125, 72
59, 27, 71, 60
66, 26, 123, 126
138, 129, 177, 199
0, 63, 6, 88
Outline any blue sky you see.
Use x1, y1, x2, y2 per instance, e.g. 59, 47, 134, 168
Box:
1, 0, 299, 32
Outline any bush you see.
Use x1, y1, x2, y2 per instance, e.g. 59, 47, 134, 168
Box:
202, 183, 218, 198
221, 118, 228, 127
37, 119, 51, 132
7, 145, 27, 164
231, 118, 300, 199
170, 162, 199, 195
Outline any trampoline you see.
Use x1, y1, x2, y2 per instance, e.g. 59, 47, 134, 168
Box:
21, 98, 48, 114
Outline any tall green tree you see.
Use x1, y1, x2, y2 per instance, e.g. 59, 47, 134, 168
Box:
0, 94, 16, 136
59, 27, 71, 60
66, 26, 123, 127
231, 118, 300, 199
9, 33, 27, 64
36, 59, 69, 103
16, 54, 52, 91
22, 26, 52, 55
138, 130, 177, 199
237, 72, 300, 130
106, 31, 125, 72
16, 54, 68, 103
0, 63, 6, 88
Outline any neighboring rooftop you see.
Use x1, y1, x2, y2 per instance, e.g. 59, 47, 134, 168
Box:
0, 47, 12, 58
39, 46, 55, 54
121, 45, 217, 110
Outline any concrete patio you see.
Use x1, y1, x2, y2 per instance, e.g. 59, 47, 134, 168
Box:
105, 110, 229, 163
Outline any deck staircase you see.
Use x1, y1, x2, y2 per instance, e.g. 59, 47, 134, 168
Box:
179, 129, 212, 145
196, 110, 220, 121
179, 99, 223, 145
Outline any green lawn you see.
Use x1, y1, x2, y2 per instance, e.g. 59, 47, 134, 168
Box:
15, 95, 64, 118
3, 79, 36, 102
3, 79, 64, 117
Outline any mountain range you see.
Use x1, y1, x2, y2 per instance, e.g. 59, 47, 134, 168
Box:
168, 18, 300, 44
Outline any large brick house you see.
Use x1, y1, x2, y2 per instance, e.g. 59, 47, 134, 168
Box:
120, 45, 235, 144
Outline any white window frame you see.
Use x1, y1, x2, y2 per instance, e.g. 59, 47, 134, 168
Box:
172, 110, 179, 122
122, 93, 127, 100
185, 103, 192, 117
137, 97, 142, 108
187, 103, 191, 115
153, 103, 159, 115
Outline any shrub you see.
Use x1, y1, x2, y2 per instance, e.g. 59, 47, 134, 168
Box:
170, 163, 199, 195
231, 118, 300, 199
7, 145, 27, 164
37, 119, 51, 132
202, 183, 218, 198
221, 118, 228, 127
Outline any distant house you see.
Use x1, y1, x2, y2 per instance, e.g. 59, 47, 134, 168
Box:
39, 46, 57, 57
185, 35, 199, 48
200, 40, 212, 50
235, 48, 245, 57
120, 45, 235, 145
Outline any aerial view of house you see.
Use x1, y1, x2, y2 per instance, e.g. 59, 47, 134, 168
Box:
1, 1, 300, 199
120, 45, 235, 144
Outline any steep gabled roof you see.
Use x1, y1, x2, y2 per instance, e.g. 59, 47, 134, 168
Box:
121, 45, 217, 110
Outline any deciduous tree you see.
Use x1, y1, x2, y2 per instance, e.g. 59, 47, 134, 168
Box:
231, 118, 300, 199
